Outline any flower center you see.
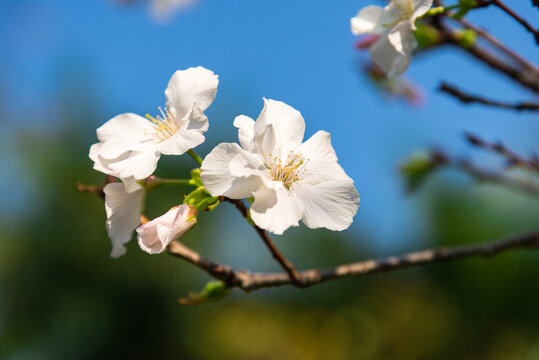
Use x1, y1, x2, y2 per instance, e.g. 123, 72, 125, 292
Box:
145, 107, 179, 141
267, 150, 309, 189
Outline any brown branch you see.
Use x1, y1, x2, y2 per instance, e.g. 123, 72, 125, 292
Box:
438, 82, 539, 111
456, 158, 539, 197
167, 230, 539, 291
464, 133, 539, 172
425, 150, 539, 197
220, 197, 304, 287
435, 21, 539, 93
490, 0, 539, 44
454, 18, 538, 71
76, 175, 116, 199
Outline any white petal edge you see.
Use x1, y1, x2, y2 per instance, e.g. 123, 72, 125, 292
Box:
369, 21, 416, 77
201, 143, 265, 199
233, 115, 256, 151
298, 131, 351, 182
95, 113, 157, 159
250, 186, 304, 235
137, 205, 197, 254
351, 5, 385, 35
412, 0, 433, 20
159, 127, 205, 155
104, 182, 144, 258
253, 99, 305, 152
107, 148, 161, 180
293, 180, 360, 231
164, 67, 218, 125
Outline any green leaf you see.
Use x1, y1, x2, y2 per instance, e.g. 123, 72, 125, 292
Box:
452, 0, 478, 19
179, 281, 230, 306
400, 152, 441, 193
456, 29, 477, 49
414, 23, 442, 49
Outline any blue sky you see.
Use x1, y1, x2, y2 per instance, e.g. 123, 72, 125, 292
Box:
1, 0, 537, 249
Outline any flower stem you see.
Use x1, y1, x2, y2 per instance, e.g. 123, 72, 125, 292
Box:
187, 149, 204, 166
144, 176, 196, 191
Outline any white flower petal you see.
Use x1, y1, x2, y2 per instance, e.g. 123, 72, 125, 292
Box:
233, 115, 256, 151
104, 182, 144, 258
412, 0, 433, 19
165, 67, 218, 124
184, 104, 209, 132
253, 99, 305, 152
159, 128, 205, 155
351, 5, 385, 35
201, 143, 265, 198
107, 148, 161, 180
299, 131, 351, 182
250, 186, 304, 235
137, 205, 197, 254
293, 179, 360, 231
369, 21, 416, 77
95, 113, 156, 159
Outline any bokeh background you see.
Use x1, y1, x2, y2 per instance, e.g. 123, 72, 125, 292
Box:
0, 0, 538, 359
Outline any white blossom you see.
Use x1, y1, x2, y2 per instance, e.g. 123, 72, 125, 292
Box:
200, 99, 360, 235
104, 182, 145, 258
89, 67, 218, 181
351, 0, 432, 77
136, 204, 198, 254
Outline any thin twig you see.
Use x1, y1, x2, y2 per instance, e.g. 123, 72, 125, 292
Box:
438, 82, 539, 111
76, 175, 116, 199
166, 230, 539, 291
435, 21, 539, 93
454, 17, 538, 71
490, 0, 539, 44
76, 183, 105, 199
427, 150, 539, 197
464, 133, 539, 172
221, 197, 304, 286
456, 159, 539, 197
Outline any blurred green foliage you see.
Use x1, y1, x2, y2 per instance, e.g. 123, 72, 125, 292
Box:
0, 107, 538, 360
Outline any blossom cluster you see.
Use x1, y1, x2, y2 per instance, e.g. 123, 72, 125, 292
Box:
350, 0, 433, 77
90, 67, 360, 257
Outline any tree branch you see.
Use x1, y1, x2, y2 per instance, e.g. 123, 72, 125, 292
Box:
489, 0, 539, 44
167, 230, 539, 291
454, 17, 538, 71
438, 82, 539, 111
428, 149, 539, 197
435, 21, 539, 93
464, 132, 539, 172
220, 197, 304, 286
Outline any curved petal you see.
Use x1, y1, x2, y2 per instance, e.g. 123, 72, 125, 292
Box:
165, 67, 218, 124
293, 179, 360, 231
137, 205, 197, 254
233, 115, 255, 151
369, 21, 416, 77
201, 143, 265, 199
89, 142, 113, 175
121, 177, 143, 193
412, 0, 433, 20
250, 186, 304, 235
159, 127, 205, 155
253, 99, 305, 152
184, 104, 209, 132
298, 131, 351, 182
351, 5, 385, 35
104, 183, 144, 258
95, 113, 157, 159
107, 148, 161, 180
